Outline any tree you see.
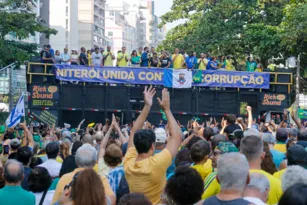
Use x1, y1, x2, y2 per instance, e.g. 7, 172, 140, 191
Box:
0, 0, 57, 66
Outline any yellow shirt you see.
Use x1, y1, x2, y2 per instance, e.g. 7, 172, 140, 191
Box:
51, 167, 115, 204
87, 53, 91, 66
198, 59, 208, 70
172, 54, 184, 69
273, 168, 286, 181
274, 143, 287, 153
250, 169, 283, 205
124, 147, 172, 205
192, 159, 212, 180
103, 51, 114, 66
202, 169, 282, 205
225, 59, 233, 71
117, 53, 129, 67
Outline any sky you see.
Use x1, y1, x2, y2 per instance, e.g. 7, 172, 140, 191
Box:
154, 0, 185, 30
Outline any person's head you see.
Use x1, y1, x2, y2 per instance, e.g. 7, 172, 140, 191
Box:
104, 144, 123, 167
193, 52, 196, 57
211, 134, 227, 151
133, 129, 156, 155
95, 47, 99, 53
107, 46, 111, 52
131, 50, 137, 56
75, 144, 97, 168
279, 183, 307, 205
174, 48, 179, 54
248, 57, 253, 62
188, 51, 193, 57
276, 128, 288, 142
71, 141, 83, 156
60, 141, 70, 159
138, 47, 143, 53
118, 193, 151, 205
153, 52, 158, 58
46, 142, 60, 159
46, 45, 51, 51
10, 139, 21, 151
203, 127, 214, 141
289, 128, 298, 140
82, 134, 94, 145
216, 153, 249, 191
187, 136, 202, 150
55, 50, 60, 56
226, 114, 236, 125
282, 165, 307, 192
243, 173, 270, 203
94, 131, 104, 144
154, 128, 167, 148
200, 53, 205, 59
150, 47, 155, 52
221, 55, 225, 60
240, 135, 265, 163
212, 56, 217, 61
3, 159, 24, 184
69, 169, 106, 205
163, 167, 203, 205
28, 167, 52, 193
80, 47, 85, 53
287, 144, 307, 167
143, 47, 148, 52
262, 133, 276, 146
257, 63, 263, 70
162, 50, 167, 57
16, 146, 32, 166
175, 149, 193, 167
122, 46, 126, 53
212, 142, 239, 168
87, 50, 91, 54
190, 140, 210, 164
298, 129, 307, 141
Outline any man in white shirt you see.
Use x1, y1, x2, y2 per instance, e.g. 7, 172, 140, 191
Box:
37, 142, 62, 178
60, 48, 71, 65
91, 47, 103, 67
243, 173, 269, 205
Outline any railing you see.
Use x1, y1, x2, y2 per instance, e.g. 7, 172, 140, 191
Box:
27, 62, 293, 93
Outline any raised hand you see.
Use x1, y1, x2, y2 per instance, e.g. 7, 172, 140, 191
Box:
247, 106, 252, 112
157, 88, 170, 111
144, 86, 156, 107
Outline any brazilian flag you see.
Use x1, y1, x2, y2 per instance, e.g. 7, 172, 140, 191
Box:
298, 108, 307, 119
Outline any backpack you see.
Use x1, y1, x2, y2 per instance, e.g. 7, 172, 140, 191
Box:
116, 174, 130, 203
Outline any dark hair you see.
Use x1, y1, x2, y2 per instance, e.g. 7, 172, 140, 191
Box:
261, 142, 277, 174
279, 183, 307, 205
71, 169, 106, 205
144, 47, 148, 51
46, 45, 51, 48
17, 146, 32, 166
95, 47, 99, 51
298, 129, 307, 141
118, 193, 151, 205
289, 129, 298, 138
203, 127, 214, 141
211, 134, 227, 150
72, 141, 83, 155
28, 167, 52, 192
133, 130, 156, 154
175, 149, 192, 167
131, 50, 137, 56
287, 144, 307, 166
46, 142, 59, 159
226, 115, 236, 125
276, 128, 288, 142
165, 167, 204, 205
190, 141, 210, 163
187, 136, 202, 150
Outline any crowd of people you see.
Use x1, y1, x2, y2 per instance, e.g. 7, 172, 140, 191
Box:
40, 44, 270, 72
1, 86, 306, 205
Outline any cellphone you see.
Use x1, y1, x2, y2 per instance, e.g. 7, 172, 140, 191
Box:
3, 145, 9, 155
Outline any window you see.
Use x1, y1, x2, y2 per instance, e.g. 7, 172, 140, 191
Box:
66, 6, 68, 16
66, 31, 68, 38
108, 31, 113, 36
66, 19, 68, 29
94, 36, 98, 43
109, 11, 115, 16
99, 38, 103, 44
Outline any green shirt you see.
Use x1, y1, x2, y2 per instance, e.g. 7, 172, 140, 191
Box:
0, 186, 35, 205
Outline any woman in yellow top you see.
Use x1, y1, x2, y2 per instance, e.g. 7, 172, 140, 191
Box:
87, 50, 92, 66
225, 56, 234, 71
255, 63, 263, 72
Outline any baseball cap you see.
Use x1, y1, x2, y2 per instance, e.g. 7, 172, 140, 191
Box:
216, 142, 239, 153
154, 128, 167, 144
262, 133, 276, 144
244, 128, 260, 137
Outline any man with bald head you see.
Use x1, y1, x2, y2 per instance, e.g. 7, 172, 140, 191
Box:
60, 48, 71, 65
82, 134, 94, 145
94, 131, 104, 154
0, 160, 35, 204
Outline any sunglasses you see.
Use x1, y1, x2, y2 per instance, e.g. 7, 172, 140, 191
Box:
64, 171, 81, 190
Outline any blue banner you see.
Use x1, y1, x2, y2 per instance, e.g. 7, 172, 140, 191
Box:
55, 65, 270, 89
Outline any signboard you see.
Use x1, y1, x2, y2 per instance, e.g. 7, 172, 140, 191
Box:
31, 85, 59, 107
30, 109, 58, 126
260, 93, 287, 107
55, 65, 270, 89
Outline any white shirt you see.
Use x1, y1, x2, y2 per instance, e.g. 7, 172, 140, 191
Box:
91, 52, 102, 66
244, 197, 267, 205
34, 190, 55, 205
37, 159, 62, 178
60, 53, 71, 65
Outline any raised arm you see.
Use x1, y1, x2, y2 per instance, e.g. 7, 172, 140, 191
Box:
247, 106, 252, 129
99, 117, 114, 159
20, 123, 34, 149
291, 110, 304, 129
128, 86, 156, 149
158, 88, 182, 158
